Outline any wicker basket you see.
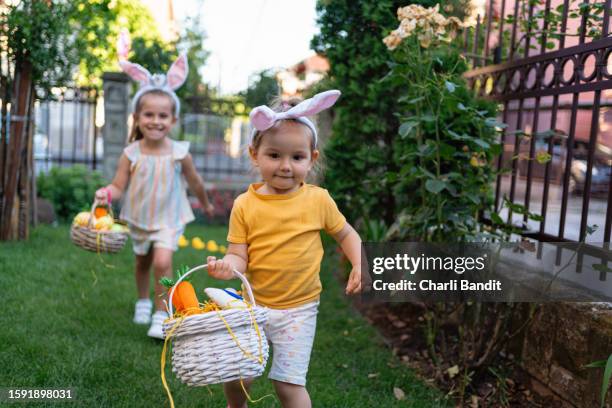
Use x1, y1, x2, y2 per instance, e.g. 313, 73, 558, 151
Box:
70, 199, 128, 254
163, 265, 269, 386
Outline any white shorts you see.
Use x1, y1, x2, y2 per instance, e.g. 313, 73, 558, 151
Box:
264, 301, 319, 386
129, 225, 184, 256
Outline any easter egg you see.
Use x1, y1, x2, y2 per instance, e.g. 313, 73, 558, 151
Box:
206, 240, 219, 252
110, 223, 125, 232
191, 237, 205, 250
178, 235, 189, 248
94, 215, 114, 231
73, 212, 91, 227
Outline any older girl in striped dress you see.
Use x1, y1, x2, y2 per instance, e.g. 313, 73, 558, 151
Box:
95, 54, 214, 339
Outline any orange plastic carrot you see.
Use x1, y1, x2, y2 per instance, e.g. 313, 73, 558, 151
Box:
160, 277, 184, 312
160, 268, 199, 315
175, 281, 199, 314
94, 207, 108, 218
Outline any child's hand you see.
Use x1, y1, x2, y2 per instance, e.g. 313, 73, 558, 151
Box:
345, 267, 363, 295
204, 203, 215, 217
95, 187, 109, 205
207, 256, 234, 280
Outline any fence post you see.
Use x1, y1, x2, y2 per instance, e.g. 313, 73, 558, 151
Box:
101, 72, 130, 181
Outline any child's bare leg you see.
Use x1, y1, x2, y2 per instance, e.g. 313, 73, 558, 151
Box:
135, 249, 153, 299
272, 380, 311, 408
224, 378, 253, 408
152, 247, 173, 311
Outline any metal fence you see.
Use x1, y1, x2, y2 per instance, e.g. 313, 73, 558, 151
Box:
462, 0, 612, 261
33, 87, 101, 174
180, 111, 256, 188
31, 88, 256, 188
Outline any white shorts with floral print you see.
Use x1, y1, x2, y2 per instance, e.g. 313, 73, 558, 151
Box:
264, 300, 319, 386
129, 225, 184, 256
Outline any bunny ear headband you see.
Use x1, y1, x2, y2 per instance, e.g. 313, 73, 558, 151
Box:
117, 30, 188, 116
249, 90, 341, 146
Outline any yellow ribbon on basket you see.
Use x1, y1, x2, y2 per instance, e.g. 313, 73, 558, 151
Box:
160, 302, 273, 408
96, 232, 115, 269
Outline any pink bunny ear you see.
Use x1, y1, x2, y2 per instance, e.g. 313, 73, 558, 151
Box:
285, 90, 341, 118
250, 105, 277, 131
167, 53, 189, 90
119, 61, 151, 85
117, 29, 131, 61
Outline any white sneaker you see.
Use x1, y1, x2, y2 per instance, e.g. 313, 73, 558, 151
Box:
147, 311, 168, 339
133, 299, 152, 325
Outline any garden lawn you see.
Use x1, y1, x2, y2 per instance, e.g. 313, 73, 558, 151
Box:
0, 224, 446, 407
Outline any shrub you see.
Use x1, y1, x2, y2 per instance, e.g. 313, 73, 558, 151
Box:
312, 0, 481, 240
37, 165, 107, 221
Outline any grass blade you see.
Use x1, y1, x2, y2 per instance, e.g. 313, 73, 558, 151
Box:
600, 354, 612, 408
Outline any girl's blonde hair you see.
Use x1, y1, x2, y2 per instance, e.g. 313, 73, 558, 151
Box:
128, 90, 177, 143
250, 96, 317, 152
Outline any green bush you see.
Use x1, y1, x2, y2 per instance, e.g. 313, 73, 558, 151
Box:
385, 39, 501, 241
312, 0, 478, 240
37, 165, 107, 221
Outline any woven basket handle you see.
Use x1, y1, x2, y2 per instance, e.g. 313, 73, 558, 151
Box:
87, 198, 114, 228
168, 265, 256, 316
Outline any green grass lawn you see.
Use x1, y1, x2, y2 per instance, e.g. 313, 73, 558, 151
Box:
0, 224, 446, 407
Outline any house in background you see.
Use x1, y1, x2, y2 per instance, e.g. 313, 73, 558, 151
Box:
277, 54, 329, 97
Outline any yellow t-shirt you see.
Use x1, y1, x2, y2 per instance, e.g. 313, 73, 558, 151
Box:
227, 183, 346, 309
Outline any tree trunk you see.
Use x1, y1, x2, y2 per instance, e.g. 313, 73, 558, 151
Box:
0, 58, 33, 240
18, 91, 35, 239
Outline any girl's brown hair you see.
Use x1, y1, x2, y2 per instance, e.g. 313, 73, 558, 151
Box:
250, 96, 316, 152
128, 90, 177, 143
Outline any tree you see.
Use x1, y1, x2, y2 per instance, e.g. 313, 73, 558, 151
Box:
242, 69, 280, 109
175, 15, 211, 100
312, 0, 407, 228
0, 0, 78, 240
70, 0, 176, 87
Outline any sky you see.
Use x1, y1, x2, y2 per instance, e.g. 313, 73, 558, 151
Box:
173, 0, 319, 96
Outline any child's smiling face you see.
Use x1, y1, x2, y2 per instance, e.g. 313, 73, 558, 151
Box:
134, 93, 176, 142
250, 121, 319, 194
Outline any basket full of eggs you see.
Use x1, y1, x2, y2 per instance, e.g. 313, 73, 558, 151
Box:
70, 199, 129, 253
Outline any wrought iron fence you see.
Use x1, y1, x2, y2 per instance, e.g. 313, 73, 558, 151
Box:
33, 87, 101, 174
30, 88, 256, 188
462, 0, 612, 259
179, 110, 256, 188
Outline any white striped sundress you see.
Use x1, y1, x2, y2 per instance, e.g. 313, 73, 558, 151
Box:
120, 139, 195, 231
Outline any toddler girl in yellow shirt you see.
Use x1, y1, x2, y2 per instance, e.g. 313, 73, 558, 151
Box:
206, 90, 363, 408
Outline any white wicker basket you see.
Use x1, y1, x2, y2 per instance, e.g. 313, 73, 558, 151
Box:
163, 265, 269, 386
70, 199, 128, 254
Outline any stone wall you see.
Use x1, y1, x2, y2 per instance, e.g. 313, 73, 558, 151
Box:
515, 303, 612, 407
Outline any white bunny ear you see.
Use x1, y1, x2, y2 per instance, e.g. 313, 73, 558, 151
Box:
167, 53, 189, 90
285, 90, 341, 118
250, 105, 277, 131
119, 61, 151, 85
117, 29, 131, 61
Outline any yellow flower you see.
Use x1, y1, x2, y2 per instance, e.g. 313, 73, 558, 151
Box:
219, 245, 227, 254
383, 32, 402, 50
418, 30, 434, 48
399, 19, 416, 36
470, 153, 487, 167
